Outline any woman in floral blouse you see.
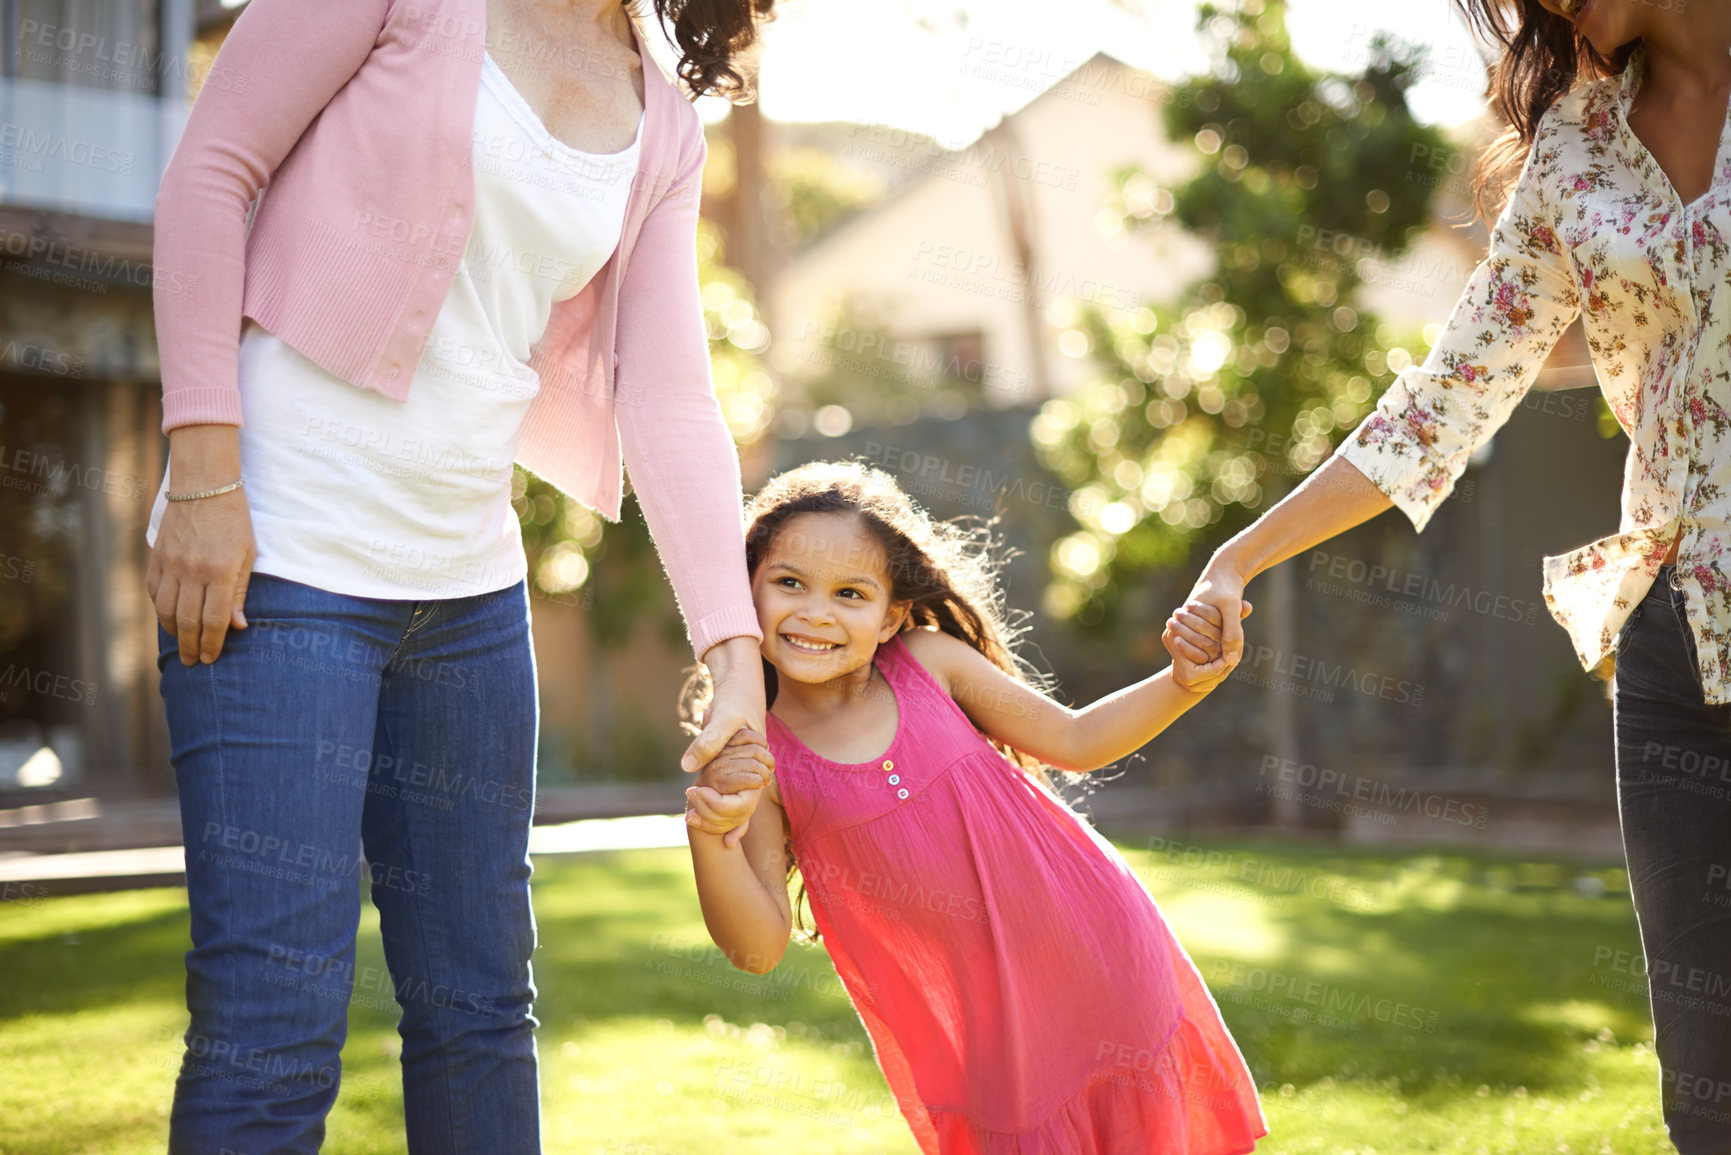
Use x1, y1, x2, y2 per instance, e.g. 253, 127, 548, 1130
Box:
1163, 1, 1731, 1150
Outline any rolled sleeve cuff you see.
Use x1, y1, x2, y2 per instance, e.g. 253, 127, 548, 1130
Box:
1335, 367, 1473, 535
161, 387, 245, 432
690, 604, 764, 663
1335, 424, 1450, 536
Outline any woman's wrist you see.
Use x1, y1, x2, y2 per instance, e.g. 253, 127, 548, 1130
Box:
167, 423, 244, 490
1204, 540, 1256, 589
703, 634, 763, 680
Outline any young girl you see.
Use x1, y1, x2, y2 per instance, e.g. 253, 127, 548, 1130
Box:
680, 460, 1266, 1154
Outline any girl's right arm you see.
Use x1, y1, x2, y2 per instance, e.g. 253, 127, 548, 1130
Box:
687, 779, 793, 975
902, 627, 1219, 773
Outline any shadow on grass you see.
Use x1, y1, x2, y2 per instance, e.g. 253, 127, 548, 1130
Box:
520, 842, 1654, 1109
1126, 838, 1651, 1098
0, 841, 1658, 1153
528, 852, 865, 1041
0, 903, 190, 1022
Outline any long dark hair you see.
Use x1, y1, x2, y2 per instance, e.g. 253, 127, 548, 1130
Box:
1452, 0, 1635, 220
631, 0, 777, 101
679, 461, 1086, 941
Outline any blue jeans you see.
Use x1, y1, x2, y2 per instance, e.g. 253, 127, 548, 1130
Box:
1613, 563, 1731, 1154
156, 573, 541, 1154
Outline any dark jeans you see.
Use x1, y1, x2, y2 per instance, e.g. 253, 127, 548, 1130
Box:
156, 573, 541, 1154
1614, 563, 1731, 1154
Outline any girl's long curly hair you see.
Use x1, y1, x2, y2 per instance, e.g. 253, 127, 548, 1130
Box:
630, 0, 777, 101
678, 460, 1091, 942
1452, 0, 1635, 221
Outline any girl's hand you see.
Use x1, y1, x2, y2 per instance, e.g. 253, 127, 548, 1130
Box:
686, 782, 762, 848
694, 727, 774, 795
1163, 564, 1253, 692
1165, 600, 1234, 663
686, 728, 773, 849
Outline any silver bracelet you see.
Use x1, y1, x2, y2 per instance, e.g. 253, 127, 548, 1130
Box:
166, 477, 246, 502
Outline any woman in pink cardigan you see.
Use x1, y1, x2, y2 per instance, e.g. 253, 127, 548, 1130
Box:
144, 0, 773, 1150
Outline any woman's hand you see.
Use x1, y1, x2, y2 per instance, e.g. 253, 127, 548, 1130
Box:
1163, 558, 1253, 692
1162, 456, 1397, 691
681, 637, 771, 849
681, 635, 768, 772
145, 425, 257, 666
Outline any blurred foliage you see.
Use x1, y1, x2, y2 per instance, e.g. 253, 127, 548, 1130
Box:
1596, 396, 1623, 441
702, 131, 888, 250
771, 145, 889, 248
1032, 0, 1445, 626
512, 216, 776, 649
779, 294, 986, 437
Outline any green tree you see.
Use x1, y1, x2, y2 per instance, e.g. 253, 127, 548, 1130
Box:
1032, 0, 1446, 625
771, 145, 888, 248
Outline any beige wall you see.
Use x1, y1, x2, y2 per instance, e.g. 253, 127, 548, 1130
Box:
767, 54, 1214, 408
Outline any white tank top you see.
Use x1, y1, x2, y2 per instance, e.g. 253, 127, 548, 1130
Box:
148, 50, 643, 600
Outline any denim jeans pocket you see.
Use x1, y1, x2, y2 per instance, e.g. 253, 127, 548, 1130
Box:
1666, 583, 1705, 690
1615, 579, 1707, 705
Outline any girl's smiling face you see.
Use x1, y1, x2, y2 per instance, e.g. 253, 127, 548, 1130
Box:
752, 512, 910, 684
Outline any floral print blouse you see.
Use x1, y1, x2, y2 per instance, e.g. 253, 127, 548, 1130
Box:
1337, 44, 1731, 703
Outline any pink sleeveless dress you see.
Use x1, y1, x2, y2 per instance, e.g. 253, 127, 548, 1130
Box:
765, 632, 1268, 1154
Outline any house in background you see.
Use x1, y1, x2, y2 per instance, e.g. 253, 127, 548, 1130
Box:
741, 58, 1628, 843
763, 51, 1212, 425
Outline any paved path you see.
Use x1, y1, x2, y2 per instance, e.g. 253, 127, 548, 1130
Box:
0, 812, 694, 895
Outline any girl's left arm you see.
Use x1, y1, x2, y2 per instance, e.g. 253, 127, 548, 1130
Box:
687, 778, 794, 975
901, 629, 1213, 773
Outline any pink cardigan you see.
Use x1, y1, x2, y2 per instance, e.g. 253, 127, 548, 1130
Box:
151, 0, 762, 659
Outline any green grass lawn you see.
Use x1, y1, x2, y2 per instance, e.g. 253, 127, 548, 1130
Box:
0, 838, 1671, 1154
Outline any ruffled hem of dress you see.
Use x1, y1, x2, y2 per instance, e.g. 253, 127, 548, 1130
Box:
925, 1012, 1269, 1155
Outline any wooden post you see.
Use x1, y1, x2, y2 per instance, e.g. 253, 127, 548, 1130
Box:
1266, 555, 1302, 826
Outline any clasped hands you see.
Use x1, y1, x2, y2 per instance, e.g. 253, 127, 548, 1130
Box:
1162, 566, 1255, 692
684, 727, 773, 849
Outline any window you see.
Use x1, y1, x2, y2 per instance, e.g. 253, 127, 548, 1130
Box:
911, 330, 989, 394
0, 380, 93, 790
9, 0, 164, 96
